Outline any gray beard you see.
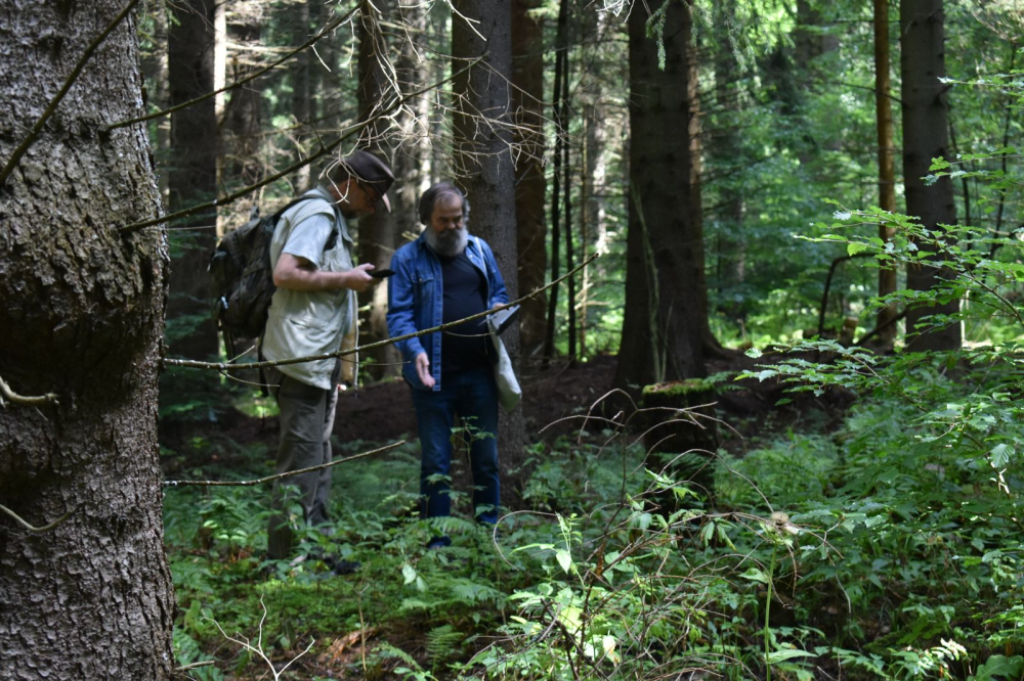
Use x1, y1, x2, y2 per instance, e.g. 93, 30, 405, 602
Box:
425, 226, 469, 257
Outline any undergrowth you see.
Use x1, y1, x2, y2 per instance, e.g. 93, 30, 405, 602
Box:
165, 189, 1024, 679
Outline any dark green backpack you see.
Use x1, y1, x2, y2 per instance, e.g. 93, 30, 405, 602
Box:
208, 197, 314, 341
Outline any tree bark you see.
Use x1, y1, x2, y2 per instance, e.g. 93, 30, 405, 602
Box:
511, 0, 547, 356
617, 0, 712, 393
900, 0, 961, 351
291, 0, 314, 190
0, 1, 175, 678
875, 0, 898, 344
451, 0, 526, 507
357, 0, 402, 380
167, 0, 219, 359
225, 0, 264, 192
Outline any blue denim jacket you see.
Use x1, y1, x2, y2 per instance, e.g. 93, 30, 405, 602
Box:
387, 233, 509, 391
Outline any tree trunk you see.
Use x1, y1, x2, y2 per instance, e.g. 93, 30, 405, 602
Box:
875, 0, 898, 344
291, 0, 313, 191
0, 1, 175, 678
451, 0, 526, 508
617, 0, 711, 393
357, 0, 402, 380
711, 0, 747, 326
167, 0, 219, 359
140, 0, 171, 200
900, 0, 961, 351
511, 0, 547, 357
225, 0, 264, 192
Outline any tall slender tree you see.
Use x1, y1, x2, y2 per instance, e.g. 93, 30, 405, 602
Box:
511, 0, 547, 356
357, 0, 402, 380
167, 0, 218, 359
0, 1, 175, 676
900, 0, 961, 350
451, 0, 526, 503
225, 0, 264, 192
875, 0, 898, 343
617, 0, 713, 390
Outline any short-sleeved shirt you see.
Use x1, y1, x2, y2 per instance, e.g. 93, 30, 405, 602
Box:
261, 187, 356, 390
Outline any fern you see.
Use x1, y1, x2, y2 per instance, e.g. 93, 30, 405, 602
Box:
426, 624, 465, 674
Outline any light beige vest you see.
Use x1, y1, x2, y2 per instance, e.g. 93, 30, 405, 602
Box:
261, 188, 356, 389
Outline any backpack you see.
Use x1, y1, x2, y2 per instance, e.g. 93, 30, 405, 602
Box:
208, 196, 315, 341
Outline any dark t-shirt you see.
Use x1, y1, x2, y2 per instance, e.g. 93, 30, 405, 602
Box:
439, 251, 490, 374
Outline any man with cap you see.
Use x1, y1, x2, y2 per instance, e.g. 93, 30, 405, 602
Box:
261, 149, 394, 564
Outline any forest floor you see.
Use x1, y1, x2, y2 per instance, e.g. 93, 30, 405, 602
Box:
183, 349, 855, 461
162, 350, 861, 680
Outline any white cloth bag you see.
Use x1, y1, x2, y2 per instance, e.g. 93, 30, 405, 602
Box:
486, 317, 521, 412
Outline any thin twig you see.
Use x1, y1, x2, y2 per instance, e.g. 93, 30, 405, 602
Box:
106, 7, 358, 131
0, 374, 59, 407
163, 440, 405, 487
163, 252, 599, 372
0, 503, 74, 533
118, 58, 483, 234
0, 0, 142, 188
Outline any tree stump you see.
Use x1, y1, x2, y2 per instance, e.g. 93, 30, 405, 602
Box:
640, 379, 720, 512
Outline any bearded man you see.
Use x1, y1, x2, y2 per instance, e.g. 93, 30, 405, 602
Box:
386, 182, 509, 548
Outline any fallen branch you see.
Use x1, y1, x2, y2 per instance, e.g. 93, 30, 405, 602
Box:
163, 440, 405, 487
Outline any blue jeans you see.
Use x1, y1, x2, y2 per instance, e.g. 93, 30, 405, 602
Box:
411, 366, 500, 530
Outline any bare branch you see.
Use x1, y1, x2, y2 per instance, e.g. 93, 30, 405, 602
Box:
163, 253, 599, 372
105, 6, 359, 132
0, 374, 59, 407
0, 0, 142, 188
163, 440, 405, 487
119, 57, 484, 234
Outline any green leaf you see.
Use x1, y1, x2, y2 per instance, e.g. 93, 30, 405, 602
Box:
402, 563, 417, 585
766, 648, 816, 663
847, 242, 870, 256
740, 567, 769, 584
556, 549, 573, 574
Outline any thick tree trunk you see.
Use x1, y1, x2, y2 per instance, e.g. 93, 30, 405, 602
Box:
875, 0, 898, 344
617, 0, 711, 392
511, 0, 547, 356
900, 0, 961, 351
167, 0, 219, 359
0, 2, 175, 678
357, 0, 402, 380
451, 0, 526, 508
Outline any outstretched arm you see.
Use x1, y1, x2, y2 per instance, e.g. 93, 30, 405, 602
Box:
273, 254, 377, 293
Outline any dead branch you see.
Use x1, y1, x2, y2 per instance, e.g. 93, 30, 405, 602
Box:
163, 440, 405, 487
0, 374, 59, 407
